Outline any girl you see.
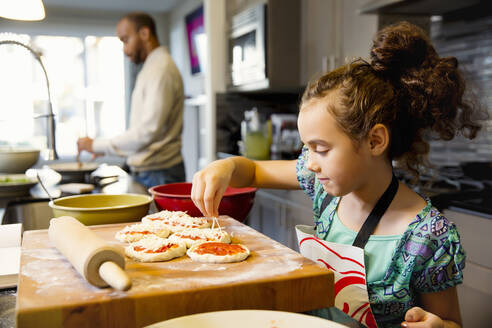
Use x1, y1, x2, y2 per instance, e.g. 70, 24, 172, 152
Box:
191, 22, 483, 328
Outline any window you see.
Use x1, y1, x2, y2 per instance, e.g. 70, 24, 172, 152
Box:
0, 33, 125, 158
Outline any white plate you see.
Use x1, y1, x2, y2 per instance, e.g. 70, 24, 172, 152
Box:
0, 174, 38, 197
48, 162, 99, 173
146, 310, 349, 328
48, 162, 99, 183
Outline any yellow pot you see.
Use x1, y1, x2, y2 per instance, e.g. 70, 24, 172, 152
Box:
49, 193, 153, 226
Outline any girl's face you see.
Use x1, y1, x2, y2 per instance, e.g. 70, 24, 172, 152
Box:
298, 94, 372, 197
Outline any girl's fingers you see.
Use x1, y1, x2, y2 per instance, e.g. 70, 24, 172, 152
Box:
401, 307, 428, 327
401, 307, 445, 328
203, 181, 218, 217
190, 176, 197, 207
191, 159, 234, 217
191, 174, 207, 216
212, 185, 228, 218
405, 307, 426, 322
401, 322, 427, 328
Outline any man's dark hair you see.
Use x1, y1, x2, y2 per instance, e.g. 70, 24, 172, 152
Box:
121, 12, 157, 37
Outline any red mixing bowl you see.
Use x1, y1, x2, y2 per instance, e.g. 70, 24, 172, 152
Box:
148, 182, 257, 222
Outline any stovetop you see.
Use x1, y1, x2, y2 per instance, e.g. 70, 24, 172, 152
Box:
431, 189, 492, 217
395, 162, 492, 218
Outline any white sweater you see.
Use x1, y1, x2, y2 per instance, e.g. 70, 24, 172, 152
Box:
93, 46, 184, 172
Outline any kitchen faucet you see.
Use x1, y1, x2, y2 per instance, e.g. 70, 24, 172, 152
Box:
0, 39, 58, 160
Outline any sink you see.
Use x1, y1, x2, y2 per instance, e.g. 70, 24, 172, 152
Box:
2, 199, 53, 231
1, 170, 153, 231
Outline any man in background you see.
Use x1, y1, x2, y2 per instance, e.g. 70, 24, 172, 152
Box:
77, 12, 185, 188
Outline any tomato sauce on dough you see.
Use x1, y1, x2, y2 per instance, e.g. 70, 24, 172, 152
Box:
125, 231, 151, 235
194, 242, 244, 256
134, 244, 178, 253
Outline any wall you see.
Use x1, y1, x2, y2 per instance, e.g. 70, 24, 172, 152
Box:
168, 0, 205, 97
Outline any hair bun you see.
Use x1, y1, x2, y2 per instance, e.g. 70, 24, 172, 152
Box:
370, 21, 435, 76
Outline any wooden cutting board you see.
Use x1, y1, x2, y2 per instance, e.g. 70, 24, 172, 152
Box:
16, 216, 334, 328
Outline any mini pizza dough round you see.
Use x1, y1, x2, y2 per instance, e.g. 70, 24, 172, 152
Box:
168, 228, 231, 248
125, 235, 186, 262
187, 242, 250, 263
115, 222, 171, 243
141, 210, 190, 222
160, 217, 211, 232
142, 213, 210, 232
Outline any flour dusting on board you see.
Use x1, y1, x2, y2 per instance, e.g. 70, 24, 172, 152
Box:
23, 248, 64, 260
128, 254, 304, 293
21, 248, 127, 300
21, 247, 303, 297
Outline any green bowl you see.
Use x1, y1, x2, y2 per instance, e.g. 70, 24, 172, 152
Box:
49, 193, 153, 226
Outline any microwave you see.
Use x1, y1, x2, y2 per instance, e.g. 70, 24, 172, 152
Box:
228, 3, 267, 89
227, 0, 301, 92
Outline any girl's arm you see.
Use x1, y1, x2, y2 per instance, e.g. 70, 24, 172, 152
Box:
191, 157, 299, 217
402, 286, 461, 328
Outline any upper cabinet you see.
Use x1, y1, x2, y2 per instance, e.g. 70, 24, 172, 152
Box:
299, 0, 378, 86
226, 0, 301, 92
359, 0, 481, 15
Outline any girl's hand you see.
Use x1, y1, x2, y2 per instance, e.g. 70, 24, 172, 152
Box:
401, 307, 444, 328
191, 159, 236, 218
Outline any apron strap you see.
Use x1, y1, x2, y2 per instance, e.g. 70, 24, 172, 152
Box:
352, 174, 399, 248
320, 192, 333, 216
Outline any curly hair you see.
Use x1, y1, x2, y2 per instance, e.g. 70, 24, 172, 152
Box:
301, 21, 483, 177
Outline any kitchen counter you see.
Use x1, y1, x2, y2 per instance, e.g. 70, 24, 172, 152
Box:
0, 167, 151, 227
431, 189, 492, 220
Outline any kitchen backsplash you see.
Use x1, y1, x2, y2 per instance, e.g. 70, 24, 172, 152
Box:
216, 91, 302, 155
429, 15, 492, 165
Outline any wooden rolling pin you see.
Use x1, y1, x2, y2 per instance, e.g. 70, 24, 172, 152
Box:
48, 216, 131, 291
